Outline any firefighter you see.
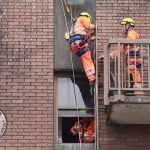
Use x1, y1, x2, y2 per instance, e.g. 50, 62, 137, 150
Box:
70, 117, 95, 143
99, 18, 143, 95
69, 12, 98, 87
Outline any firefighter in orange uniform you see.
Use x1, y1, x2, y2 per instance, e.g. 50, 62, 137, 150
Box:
70, 117, 95, 143
69, 12, 96, 87
99, 18, 143, 95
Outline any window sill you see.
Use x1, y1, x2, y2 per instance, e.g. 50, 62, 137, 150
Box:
54, 143, 94, 150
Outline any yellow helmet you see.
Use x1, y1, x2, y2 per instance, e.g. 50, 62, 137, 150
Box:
120, 18, 134, 26
80, 12, 92, 19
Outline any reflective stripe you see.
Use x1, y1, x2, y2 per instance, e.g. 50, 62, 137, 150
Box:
73, 23, 88, 36
85, 66, 94, 72
134, 84, 142, 88
70, 30, 87, 36
71, 129, 76, 135
86, 71, 95, 77
134, 84, 143, 95
76, 46, 90, 57
75, 27, 85, 30
128, 47, 139, 51
78, 132, 95, 137
74, 28, 86, 33
70, 22, 88, 36
89, 24, 95, 30
110, 53, 115, 59
131, 62, 141, 69
74, 31, 87, 36
126, 38, 136, 39
70, 16, 95, 38
83, 133, 95, 137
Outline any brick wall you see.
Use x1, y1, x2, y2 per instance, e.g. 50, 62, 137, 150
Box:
0, 0, 54, 150
96, 0, 150, 150
1, 0, 150, 149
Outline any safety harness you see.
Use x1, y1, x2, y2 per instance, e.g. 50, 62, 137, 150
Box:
69, 34, 90, 57
124, 24, 142, 69
125, 25, 130, 35
129, 51, 142, 69
69, 16, 90, 57
80, 119, 93, 143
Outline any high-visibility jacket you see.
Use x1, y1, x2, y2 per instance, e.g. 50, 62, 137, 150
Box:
110, 29, 143, 95
70, 16, 95, 37
110, 30, 140, 60
70, 118, 95, 143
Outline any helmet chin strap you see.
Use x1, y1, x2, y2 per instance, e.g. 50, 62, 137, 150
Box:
125, 24, 130, 34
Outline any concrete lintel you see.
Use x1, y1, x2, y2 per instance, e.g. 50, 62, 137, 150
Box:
110, 96, 150, 103
106, 96, 150, 124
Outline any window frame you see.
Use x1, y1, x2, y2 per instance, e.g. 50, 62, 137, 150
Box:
54, 74, 95, 143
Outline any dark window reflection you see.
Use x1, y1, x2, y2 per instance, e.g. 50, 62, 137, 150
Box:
58, 76, 94, 114
70, 77, 94, 109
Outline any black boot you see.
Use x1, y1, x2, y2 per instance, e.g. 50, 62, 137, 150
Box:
86, 110, 94, 115
89, 81, 103, 88
89, 81, 95, 87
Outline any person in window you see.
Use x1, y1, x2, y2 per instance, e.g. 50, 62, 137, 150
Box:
70, 117, 95, 143
99, 18, 143, 95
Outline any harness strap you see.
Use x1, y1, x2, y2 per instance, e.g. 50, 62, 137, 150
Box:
80, 119, 92, 138
131, 62, 141, 69
69, 34, 88, 44
129, 51, 141, 57
129, 51, 143, 69
72, 41, 90, 57
73, 41, 90, 57
70, 35, 89, 57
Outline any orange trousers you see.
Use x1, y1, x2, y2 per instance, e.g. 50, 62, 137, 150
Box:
126, 58, 143, 95
70, 40, 96, 82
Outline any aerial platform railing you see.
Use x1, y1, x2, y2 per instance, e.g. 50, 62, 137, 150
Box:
104, 39, 150, 105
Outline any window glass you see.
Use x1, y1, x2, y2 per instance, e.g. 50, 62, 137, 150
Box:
58, 77, 94, 109
58, 117, 79, 143
56, 75, 95, 144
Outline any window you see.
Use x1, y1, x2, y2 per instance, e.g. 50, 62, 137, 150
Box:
54, 74, 95, 144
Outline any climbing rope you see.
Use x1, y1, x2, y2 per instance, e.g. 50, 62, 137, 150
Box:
60, 0, 81, 149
